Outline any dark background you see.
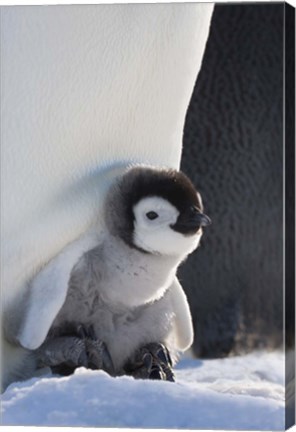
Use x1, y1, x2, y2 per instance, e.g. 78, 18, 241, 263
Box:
179, 3, 293, 358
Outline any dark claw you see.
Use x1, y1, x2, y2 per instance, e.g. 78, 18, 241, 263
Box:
86, 340, 102, 367
166, 350, 173, 367
149, 366, 163, 380
163, 367, 175, 382
155, 345, 175, 382
83, 338, 115, 376
78, 350, 89, 368
101, 342, 116, 376
156, 345, 169, 364
77, 324, 88, 339
87, 325, 96, 340
143, 353, 153, 373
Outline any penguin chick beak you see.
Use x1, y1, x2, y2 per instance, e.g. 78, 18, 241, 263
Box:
194, 212, 211, 227
172, 209, 211, 234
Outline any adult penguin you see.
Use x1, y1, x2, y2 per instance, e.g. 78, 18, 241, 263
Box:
1, 4, 214, 391
180, 3, 294, 357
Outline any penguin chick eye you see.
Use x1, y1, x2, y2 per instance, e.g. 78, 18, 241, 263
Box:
146, 211, 159, 220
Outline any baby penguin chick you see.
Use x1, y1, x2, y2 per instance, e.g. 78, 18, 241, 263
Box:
36, 166, 211, 381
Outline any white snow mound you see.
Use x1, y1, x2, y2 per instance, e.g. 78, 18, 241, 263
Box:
1, 350, 285, 430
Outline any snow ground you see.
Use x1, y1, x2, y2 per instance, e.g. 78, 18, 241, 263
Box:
1, 350, 285, 430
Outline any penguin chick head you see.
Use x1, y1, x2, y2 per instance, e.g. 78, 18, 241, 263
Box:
105, 166, 211, 258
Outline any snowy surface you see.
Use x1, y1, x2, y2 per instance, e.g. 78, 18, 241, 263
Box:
1, 350, 285, 430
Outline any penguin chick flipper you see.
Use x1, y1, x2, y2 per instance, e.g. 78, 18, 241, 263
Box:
35, 336, 88, 369
124, 342, 175, 382
169, 277, 194, 351
18, 232, 101, 350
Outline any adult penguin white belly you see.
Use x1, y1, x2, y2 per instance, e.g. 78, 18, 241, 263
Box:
1, 4, 214, 390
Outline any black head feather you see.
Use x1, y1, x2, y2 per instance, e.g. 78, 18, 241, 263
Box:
121, 166, 202, 212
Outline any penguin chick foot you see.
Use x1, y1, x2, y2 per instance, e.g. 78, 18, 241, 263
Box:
36, 324, 115, 377
36, 336, 88, 371
124, 342, 175, 382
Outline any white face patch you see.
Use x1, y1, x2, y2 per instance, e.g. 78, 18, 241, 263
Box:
132, 196, 202, 257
